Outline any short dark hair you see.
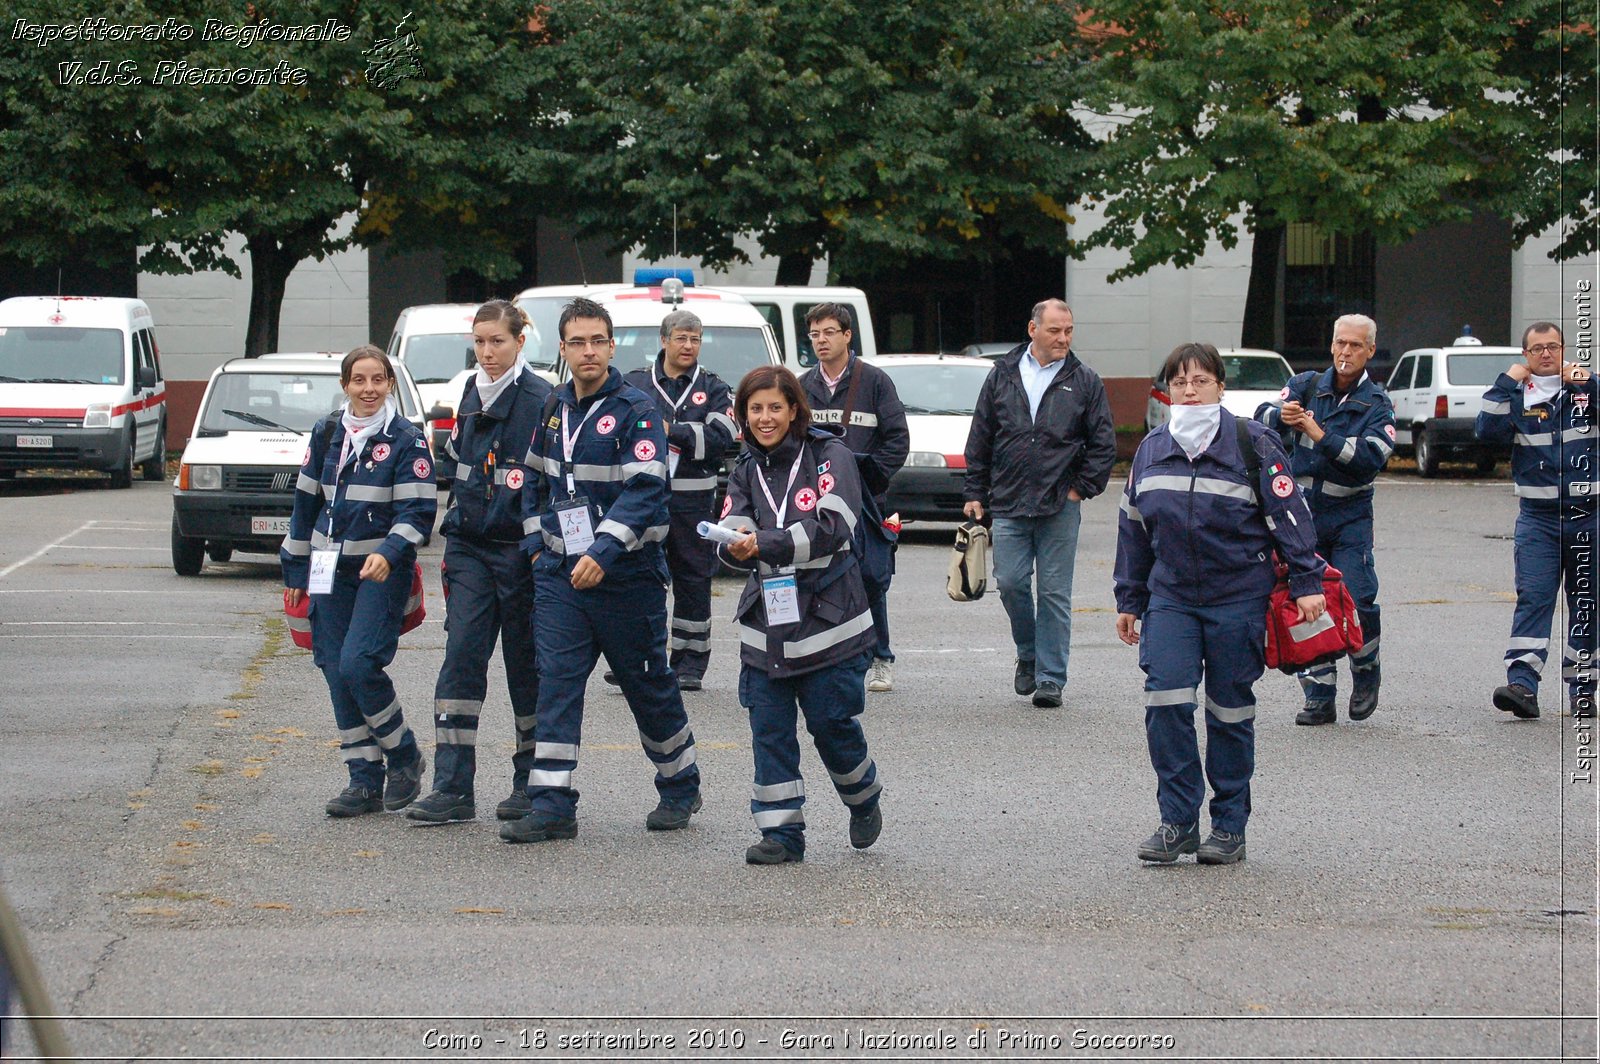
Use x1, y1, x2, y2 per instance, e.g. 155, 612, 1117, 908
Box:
804, 302, 853, 333
734, 365, 812, 443
474, 298, 529, 336
341, 344, 395, 386
1160, 342, 1225, 385
1522, 321, 1565, 349
559, 297, 612, 340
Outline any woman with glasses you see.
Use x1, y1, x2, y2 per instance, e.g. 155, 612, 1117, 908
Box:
1113, 343, 1325, 865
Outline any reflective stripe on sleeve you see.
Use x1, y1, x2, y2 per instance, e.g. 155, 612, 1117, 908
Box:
1481, 398, 1511, 414
672, 475, 718, 492
1335, 438, 1357, 463
295, 473, 321, 494
392, 481, 436, 500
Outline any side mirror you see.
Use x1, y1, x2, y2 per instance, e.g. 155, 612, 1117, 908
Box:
136, 365, 157, 389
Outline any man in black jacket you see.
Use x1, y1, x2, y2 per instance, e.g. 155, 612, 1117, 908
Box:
799, 302, 909, 694
963, 299, 1116, 708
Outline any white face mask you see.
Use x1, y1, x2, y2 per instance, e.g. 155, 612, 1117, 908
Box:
1168, 402, 1223, 459
1525, 371, 1563, 408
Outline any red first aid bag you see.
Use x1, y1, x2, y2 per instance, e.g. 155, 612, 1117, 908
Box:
1263, 560, 1363, 673
283, 562, 426, 650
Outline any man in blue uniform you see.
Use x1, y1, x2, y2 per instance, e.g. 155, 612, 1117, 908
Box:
501, 297, 704, 844
1475, 322, 1598, 719
622, 309, 737, 690
799, 303, 909, 694
1256, 313, 1395, 725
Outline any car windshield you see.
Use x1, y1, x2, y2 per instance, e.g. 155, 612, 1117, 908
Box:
1220, 355, 1291, 390
401, 333, 473, 383
516, 297, 571, 375
1448, 353, 1516, 387
199, 371, 348, 433
876, 362, 992, 415
0, 326, 124, 384
609, 326, 774, 391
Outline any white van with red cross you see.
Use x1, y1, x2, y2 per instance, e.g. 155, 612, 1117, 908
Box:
0, 296, 168, 487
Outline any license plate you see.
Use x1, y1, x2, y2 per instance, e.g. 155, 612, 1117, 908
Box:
16, 435, 51, 448
251, 516, 291, 535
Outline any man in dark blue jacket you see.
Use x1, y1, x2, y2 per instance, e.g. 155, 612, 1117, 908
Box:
501, 298, 703, 845
1475, 321, 1598, 720
622, 309, 736, 690
1256, 313, 1394, 725
963, 299, 1117, 709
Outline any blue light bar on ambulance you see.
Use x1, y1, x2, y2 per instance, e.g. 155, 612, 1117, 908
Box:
633, 268, 696, 287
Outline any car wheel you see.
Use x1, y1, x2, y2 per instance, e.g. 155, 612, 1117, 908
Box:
141, 420, 167, 481
1415, 428, 1439, 478
109, 428, 135, 489
172, 514, 205, 575
1475, 454, 1497, 475
206, 543, 234, 564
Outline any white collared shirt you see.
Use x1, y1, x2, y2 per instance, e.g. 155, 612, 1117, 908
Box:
1018, 344, 1065, 420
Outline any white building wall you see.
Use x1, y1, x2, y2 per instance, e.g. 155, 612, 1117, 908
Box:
139, 226, 370, 382
1511, 228, 1598, 341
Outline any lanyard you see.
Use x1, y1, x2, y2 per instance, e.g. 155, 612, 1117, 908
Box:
755, 447, 806, 529
652, 364, 701, 416
560, 400, 603, 497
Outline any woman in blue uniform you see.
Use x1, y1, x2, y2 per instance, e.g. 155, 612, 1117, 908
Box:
409, 300, 554, 824
283, 345, 438, 817
718, 365, 883, 864
1114, 343, 1325, 864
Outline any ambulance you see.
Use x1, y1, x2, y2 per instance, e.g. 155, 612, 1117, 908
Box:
0, 296, 168, 487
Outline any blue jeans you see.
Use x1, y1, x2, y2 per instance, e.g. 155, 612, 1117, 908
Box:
992, 502, 1083, 687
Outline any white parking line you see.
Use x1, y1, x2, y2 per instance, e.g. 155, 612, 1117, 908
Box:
0, 521, 93, 581
0, 589, 158, 594
0, 621, 225, 627
49, 545, 170, 551
0, 634, 258, 640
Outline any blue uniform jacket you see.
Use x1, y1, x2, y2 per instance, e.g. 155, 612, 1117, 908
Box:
716, 426, 875, 677
1475, 371, 1600, 510
1255, 368, 1395, 509
1114, 411, 1326, 616
622, 354, 737, 506
519, 367, 670, 577
439, 366, 554, 544
800, 355, 910, 499
281, 410, 438, 588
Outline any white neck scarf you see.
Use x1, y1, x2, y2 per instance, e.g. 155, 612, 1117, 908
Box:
475, 357, 527, 412
1169, 403, 1223, 460
338, 397, 396, 471
1525, 371, 1563, 408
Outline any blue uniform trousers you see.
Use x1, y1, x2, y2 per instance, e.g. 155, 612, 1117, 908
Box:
527, 563, 701, 818
431, 537, 539, 796
309, 560, 420, 789
739, 651, 880, 853
1140, 595, 1263, 834
1300, 504, 1381, 703
1507, 506, 1599, 705
665, 505, 716, 681
992, 501, 1082, 687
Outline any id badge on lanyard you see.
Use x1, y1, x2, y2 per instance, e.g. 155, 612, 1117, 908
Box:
308, 547, 340, 595
558, 403, 603, 554
755, 448, 806, 626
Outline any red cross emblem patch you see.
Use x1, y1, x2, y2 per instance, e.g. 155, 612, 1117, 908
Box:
793, 487, 818, 512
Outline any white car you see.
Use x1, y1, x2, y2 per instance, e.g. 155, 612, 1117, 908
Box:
865, 354, 993, 521
1387, 332, 1518, 477
170, 353, 430, 575
1145, 348, 1294, 431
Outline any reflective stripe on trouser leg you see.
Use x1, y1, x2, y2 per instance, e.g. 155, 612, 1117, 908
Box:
594, 569, 700, 805
1326, 515, 1380, 674
1561, 511, 1599, 699
1199, 597, 1264, 834
739, 661, 808, 851
1140, 596, 1206, 828
310, 566, 408, 787
796, 653, 880, 811
666, 507, 715, 679
1507, 508, 1561, 692
336, 569, 418, 765
491, 540, 540, 781
526, 569, 603, 817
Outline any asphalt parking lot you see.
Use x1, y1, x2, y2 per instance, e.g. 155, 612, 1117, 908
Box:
0, 469, 1594, 1060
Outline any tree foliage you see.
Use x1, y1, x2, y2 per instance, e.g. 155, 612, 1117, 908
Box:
0, 0, 549, 356
525, 0, 1095, 282
1076, 0, 1567, 282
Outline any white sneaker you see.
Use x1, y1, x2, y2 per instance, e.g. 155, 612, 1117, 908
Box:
867, 659, 894, 692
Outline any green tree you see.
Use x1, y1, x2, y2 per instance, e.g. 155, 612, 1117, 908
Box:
1077, 0, 1574, 347
0, 0, 549, 356
526, 0, 1094, 284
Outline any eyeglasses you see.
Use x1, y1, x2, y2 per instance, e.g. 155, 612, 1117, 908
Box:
1527, 343, 1564, 356
668, 333, 702, 345
807, 328, 845, 341
1168, 376, 1219, 391
561, 337, 612, 350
